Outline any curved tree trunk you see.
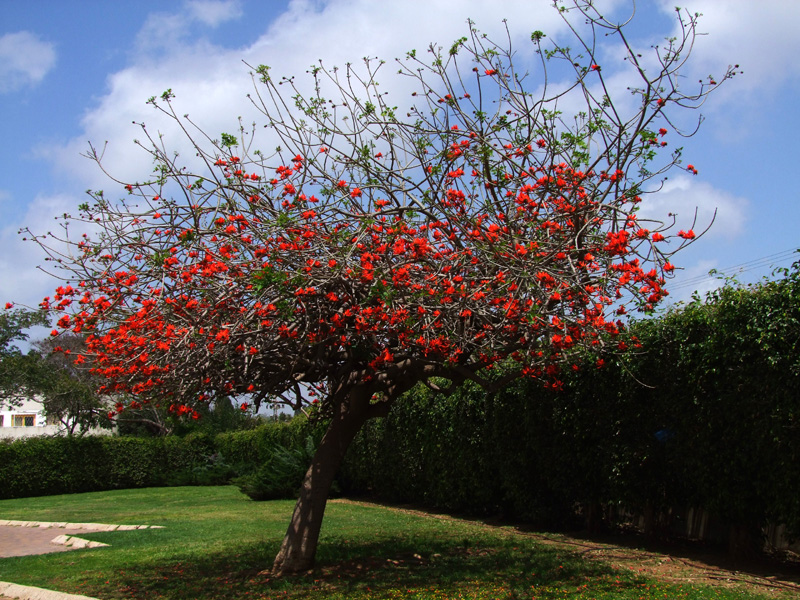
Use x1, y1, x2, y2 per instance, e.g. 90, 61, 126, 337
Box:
271, 388, 374, 575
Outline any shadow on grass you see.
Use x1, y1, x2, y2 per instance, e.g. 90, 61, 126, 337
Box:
78, 534, 641, 600
561, 529, 800, 588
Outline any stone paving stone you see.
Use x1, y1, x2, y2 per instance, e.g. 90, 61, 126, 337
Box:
0, 521, 157, 558
0, 526, 91, 558
0, 522, 151, 600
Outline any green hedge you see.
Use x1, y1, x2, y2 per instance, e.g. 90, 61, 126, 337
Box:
623, 270, 800, 539
0, 433, 215, 499
0, 417, 324, 499
340, 378, 595, 529
0, 417, 324, 500
214, 415, 317, 469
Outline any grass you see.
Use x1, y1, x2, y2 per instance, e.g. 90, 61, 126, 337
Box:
0, 486, 774, 599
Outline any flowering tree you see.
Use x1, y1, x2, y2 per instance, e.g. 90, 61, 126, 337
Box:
28, 2, 735, 574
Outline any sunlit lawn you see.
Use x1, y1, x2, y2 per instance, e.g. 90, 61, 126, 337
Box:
0, 486, 772, 599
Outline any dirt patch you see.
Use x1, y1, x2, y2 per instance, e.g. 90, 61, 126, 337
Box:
333, 499, 800, 598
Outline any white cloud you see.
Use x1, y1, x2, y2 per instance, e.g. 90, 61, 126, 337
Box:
134, 0, 243, 56
47, 0, 589, 188
639, 175, 748, 240
0, 31, 56, 93
186, 0, 243, 27
0, 193, 83, 309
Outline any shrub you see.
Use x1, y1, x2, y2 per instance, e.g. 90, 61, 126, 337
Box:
233, 435, 321, 501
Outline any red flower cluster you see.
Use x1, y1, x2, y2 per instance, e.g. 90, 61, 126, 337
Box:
42, 136, 688, 410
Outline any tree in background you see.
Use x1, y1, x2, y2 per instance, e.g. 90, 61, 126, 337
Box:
0, 307, 49, 404
29, 2, 735, 574
0, 310, 112, 435
31, 333, 113, 435
115, 395, 257, 437
0, 308, 48, 359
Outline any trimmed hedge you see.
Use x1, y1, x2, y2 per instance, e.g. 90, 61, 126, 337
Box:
0, 417, 323, 500
214, 415, 318, 468
0, 433, 214, 499
340, 378, 589, 528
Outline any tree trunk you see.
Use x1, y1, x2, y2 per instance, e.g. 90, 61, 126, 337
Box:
271, 389, 373, 575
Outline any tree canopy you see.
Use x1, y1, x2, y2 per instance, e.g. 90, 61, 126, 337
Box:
0, 308, 49, 405
27, 1, 734, 574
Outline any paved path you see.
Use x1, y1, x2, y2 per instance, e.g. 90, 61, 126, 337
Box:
0, 526, 95, 558
0, 521, 162, 600
0, 583, 98, 600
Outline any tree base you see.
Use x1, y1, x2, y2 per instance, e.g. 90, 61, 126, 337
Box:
271, 550, 316, 576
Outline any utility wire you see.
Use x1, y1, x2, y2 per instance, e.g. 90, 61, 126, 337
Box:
669, 247, 799, 291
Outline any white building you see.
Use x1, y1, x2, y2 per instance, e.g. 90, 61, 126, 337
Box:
0, 396, 62, 439
1, 396, 114, 439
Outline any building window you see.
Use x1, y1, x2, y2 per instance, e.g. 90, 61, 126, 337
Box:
0, 415, 3, 427
12, 414, 36, 427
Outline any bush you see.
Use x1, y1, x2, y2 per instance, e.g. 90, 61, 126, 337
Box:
232, 435, 326, 501
167, 452, 237, 486
215, 416, 313, 468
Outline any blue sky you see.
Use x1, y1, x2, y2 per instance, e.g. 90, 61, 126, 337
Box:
2, 0, 799, 322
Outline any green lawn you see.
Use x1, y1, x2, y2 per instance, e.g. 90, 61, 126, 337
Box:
0, 487, 772, 599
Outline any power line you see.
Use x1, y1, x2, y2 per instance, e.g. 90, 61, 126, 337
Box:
669, 247, 799, 291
